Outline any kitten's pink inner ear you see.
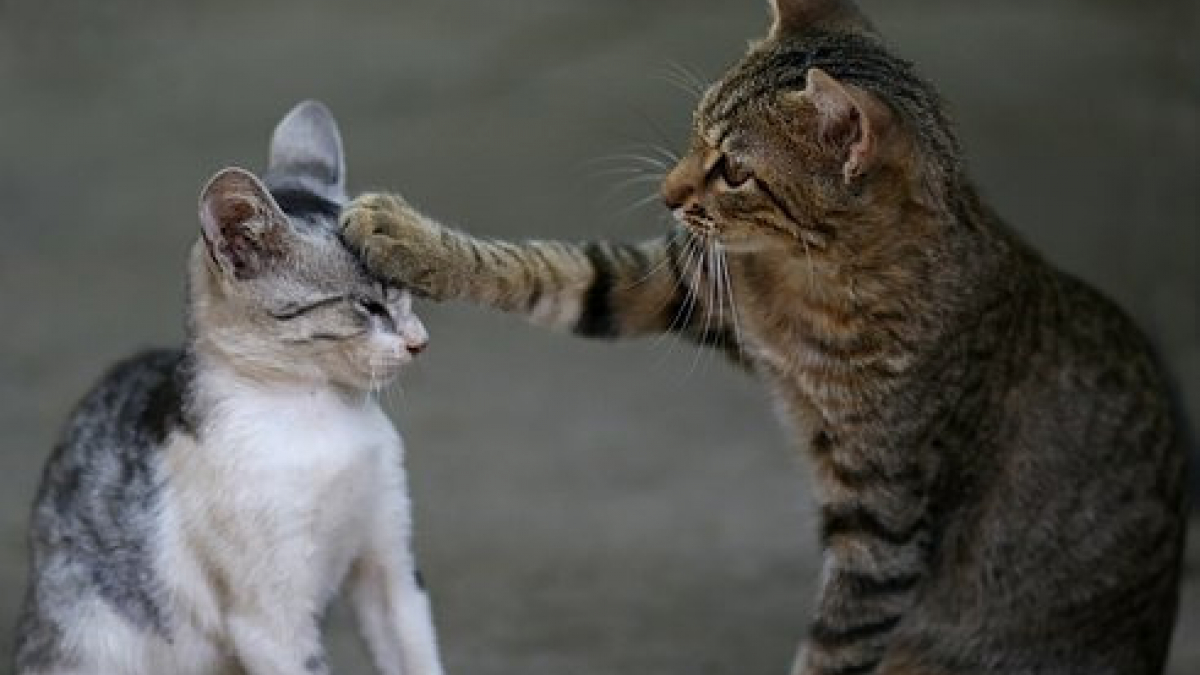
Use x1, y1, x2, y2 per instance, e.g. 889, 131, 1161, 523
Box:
799, 68, 891, 183
198, 168, 287, 279
201, 170, 267, 236
212, 198, 256, 232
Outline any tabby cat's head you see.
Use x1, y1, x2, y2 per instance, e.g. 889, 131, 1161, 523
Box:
662, 0, 963, 256
189, 101, 427, 391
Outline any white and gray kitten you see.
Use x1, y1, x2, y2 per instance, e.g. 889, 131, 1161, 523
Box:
15, 101, 443, 675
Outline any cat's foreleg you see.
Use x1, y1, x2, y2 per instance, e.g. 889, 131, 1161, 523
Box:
226, 606, 329, 675
341, 193, 733, 344
793, 482, 930, 675
350, 482, 444, 675
350, 555, 444, 675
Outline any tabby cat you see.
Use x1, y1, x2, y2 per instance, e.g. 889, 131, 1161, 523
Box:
339, 1, 1188, 674
16, 101, 442, 675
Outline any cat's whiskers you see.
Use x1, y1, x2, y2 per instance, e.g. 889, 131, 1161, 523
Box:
717, 242, 744, 356
694, 234, 722, 376
607, 173, 667, 194
366, 358, 381, 396
587, 165, 663, 181
667, 232, 703, 333
629, 216, 678, 287
683, 231, 719, 378
615, 191, 668, 220
381, 368, 405, 410
653, 231, 704, 361
583, 152, 672, 173
644, 142, 681, 166
583, 150, 670, 222
700, 232, 727, 375
656, 61, 709, 101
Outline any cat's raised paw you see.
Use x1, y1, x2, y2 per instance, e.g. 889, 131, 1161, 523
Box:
340, 193, 459, 300
341, 193, 421, 242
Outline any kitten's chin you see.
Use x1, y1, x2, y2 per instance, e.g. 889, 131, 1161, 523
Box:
341, 354, 412, 392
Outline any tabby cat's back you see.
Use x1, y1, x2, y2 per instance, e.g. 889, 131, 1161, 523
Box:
339, 1, 1188, 673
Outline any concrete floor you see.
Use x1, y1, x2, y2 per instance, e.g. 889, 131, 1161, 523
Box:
1, 0, 1197, 673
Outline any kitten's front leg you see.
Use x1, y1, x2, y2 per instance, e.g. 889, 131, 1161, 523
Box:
350, 555, 444, 675
349, 476, 444, 675
226, 606, 330, 675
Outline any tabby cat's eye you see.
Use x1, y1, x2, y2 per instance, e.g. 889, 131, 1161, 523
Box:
717, 154, 754, 188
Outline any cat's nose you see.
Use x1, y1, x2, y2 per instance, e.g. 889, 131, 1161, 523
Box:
661, 167, 694, 211
661, 153, 704, 211
406, 341, 427, 356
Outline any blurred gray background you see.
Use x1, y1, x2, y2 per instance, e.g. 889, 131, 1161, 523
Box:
1, 0, 1197, 673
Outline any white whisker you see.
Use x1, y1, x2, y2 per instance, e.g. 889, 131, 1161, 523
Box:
687, 234, 719, 378
657, 61, 708, 101
583, 152, 672, 171
653, 232, 702, 359
629, 235, 676, 288
645, 143, 681, 165
718, 243, 745, 358
614, 191, 666, 219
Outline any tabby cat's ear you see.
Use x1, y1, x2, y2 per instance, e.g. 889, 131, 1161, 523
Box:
198, 168, 290, 280
768, 0, 875, 38
265, 100, 346, 203
795, 67, 893, 183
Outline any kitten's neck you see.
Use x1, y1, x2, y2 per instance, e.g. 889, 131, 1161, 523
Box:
187, 346, 378, 427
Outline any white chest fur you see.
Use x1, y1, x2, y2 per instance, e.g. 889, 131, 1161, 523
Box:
158, 369, 413, 657
117, 358, 447, 675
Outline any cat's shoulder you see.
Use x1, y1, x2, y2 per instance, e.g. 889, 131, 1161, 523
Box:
51, 348, 194, 471
30, 348, 191, 561
68, 348, 192, 435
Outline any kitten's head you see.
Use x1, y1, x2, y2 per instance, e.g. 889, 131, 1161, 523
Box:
190, 101, 427, 391
661, 0, 963, 257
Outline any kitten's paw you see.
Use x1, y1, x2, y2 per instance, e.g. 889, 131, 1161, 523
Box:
341, 193, 459, 300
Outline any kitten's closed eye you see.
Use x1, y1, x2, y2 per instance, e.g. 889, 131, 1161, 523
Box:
269, 295, 350, 321
355, 297, 390, 319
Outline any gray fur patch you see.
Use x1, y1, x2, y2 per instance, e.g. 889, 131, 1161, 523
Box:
16, 349, 194, 669
304, 653, 328, 673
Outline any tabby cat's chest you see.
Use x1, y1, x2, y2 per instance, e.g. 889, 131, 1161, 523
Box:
728, 252, 900, 416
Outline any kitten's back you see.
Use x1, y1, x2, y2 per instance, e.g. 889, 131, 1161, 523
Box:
17, 349, 191, 672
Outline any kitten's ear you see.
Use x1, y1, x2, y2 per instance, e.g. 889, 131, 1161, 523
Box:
265, 100, 346, 203
768, 0, 875, 38
198, 168, 290, 280
795, 68, 893, 183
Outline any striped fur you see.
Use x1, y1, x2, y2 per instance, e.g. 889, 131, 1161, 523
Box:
342, 1, 1188, 673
